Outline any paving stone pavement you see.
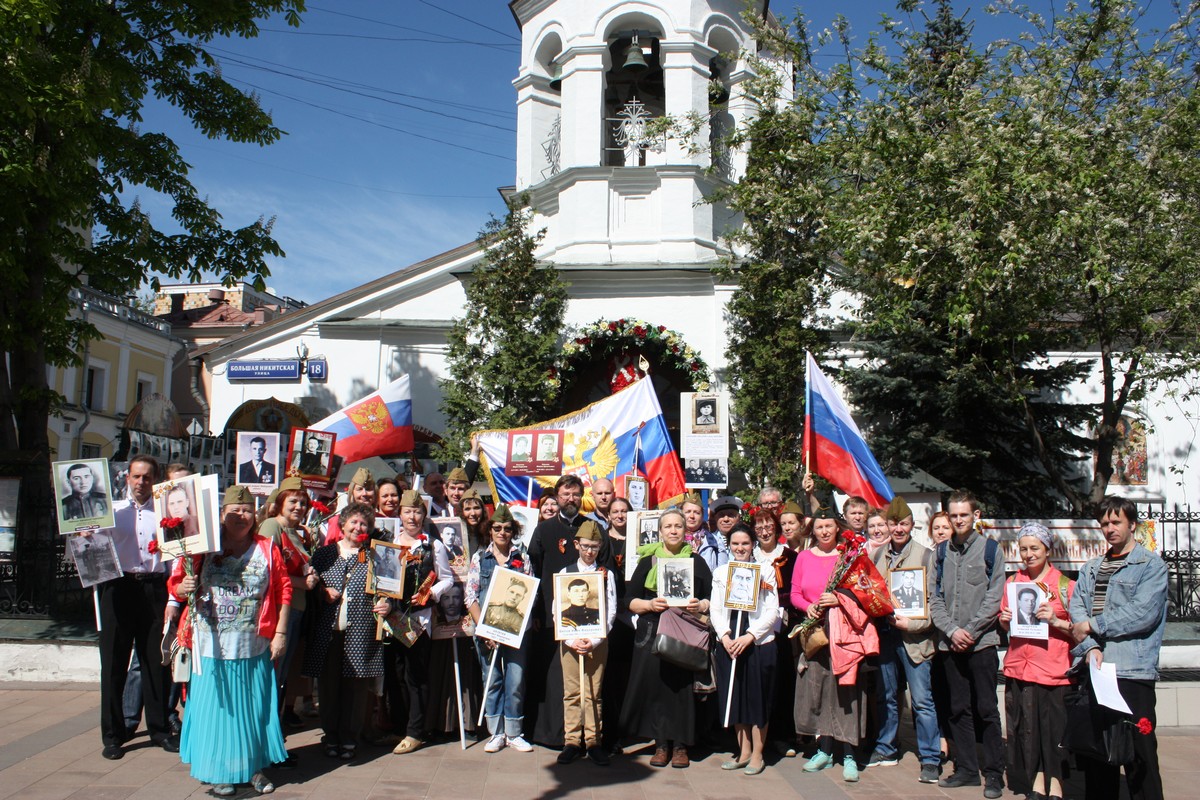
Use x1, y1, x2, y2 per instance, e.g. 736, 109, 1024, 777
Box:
0, 682, 1196, 799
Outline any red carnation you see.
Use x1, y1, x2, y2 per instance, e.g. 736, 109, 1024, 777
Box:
161, 517, 183, 529
608, 322, 617, 331
618, 318, 626, 326
1136, 717, 1153, 735
147, 540, 159, 555
671, 345, 680, 354
836, 543, 847, 553
354, 532, 370, 544
312, 501, 331, 515
510, 557, 524, 570
691, 363, 700, 371
657, 325, 666, 333
634, 326, 645, 337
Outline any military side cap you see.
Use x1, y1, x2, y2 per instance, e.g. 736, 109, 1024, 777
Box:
461, 488, 483, 504
780, 500, 805, 517
491, 504, 514, 523
350, 467, 375, 488
279, 477, 305, 492
885, 495, 913, 522
223, 486, 254, 506
399, 489, 424, 508
447, 467, 470, 484
576, 520, 602, 542
811, 506, 837, 520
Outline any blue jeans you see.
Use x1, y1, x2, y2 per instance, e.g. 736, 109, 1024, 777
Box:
475, 639, 526, 738
875, 631, 941, 765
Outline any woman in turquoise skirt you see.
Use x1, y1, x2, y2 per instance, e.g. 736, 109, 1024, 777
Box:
168, 485, 292, 796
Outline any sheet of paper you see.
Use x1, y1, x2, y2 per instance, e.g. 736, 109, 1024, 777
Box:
1090, 659, 1132, 714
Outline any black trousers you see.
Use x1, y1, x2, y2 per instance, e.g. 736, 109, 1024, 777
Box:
392, 634, 432, 738
98, 575, 169, 747
942, 646, 1004, 781
1079, 678, 1162, 800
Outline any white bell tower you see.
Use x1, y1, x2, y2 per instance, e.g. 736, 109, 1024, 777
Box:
508, 0, 766, 266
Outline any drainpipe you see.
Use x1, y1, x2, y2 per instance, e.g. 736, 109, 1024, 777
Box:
75, 301, 92, 457
190, 355, 210, 434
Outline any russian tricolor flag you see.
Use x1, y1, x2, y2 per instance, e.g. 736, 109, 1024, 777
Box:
803, 352, 894, 509
310, 375, 414, 464
476, 377, 686, 509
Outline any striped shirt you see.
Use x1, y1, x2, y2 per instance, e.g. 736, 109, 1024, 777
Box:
1091, 552, 1128, 616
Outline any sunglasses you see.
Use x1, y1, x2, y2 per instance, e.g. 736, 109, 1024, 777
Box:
491, 524, 513, 532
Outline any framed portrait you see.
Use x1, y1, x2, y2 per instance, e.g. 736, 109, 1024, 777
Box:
691, 394, 720, 434
1007, 582, 1049, 641
889, 567, 928, 619
431, 516, 470, 581
475, 567, 539, 649
553, 571, 607, 641
683, 457, 729, 490
621, 474, 649, 511
657, 558, 695, 606
153, 473, 220, 559
53, 458, 116, 533
152, 472, 220, 561
67, 530, 123, 588
507, 505, 539, 552
235, 431, 280, 495
624, 509, 663, 581
373, 517, 401, 539
286, 427, 337, 488
723, 561, 761, 612
430, 579, 474, 640
366, 538, 406, 599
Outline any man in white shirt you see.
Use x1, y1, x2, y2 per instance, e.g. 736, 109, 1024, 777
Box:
99, 455, 177, 759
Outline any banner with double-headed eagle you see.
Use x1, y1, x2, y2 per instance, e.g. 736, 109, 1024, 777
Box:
309, 376, 414, 464
476, 377, 686, 511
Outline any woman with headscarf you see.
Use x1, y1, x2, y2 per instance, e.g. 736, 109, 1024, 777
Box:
713, 526, 780, 775
998, 522, 1075, 800
167, 486, 291, 796
620, 508, 714, 769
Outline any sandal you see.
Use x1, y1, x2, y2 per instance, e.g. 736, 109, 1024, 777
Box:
340, 745, 356, 760
251, 771, 274, 794
211, 785, 236, 798
391, 736, 423, 755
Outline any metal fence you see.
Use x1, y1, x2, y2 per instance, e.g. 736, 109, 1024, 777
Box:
1146, 505, 1200, 622
0, 536, 92, 621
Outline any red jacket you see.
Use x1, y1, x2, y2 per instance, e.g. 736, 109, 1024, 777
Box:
167, 535, 292, 648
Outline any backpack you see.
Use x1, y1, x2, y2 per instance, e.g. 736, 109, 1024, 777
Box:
935, 537, 999, 598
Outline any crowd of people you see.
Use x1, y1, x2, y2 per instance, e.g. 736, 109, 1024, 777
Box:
92, 454, 1168, 800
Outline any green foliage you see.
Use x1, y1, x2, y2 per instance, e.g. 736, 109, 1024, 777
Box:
437, 196, 568, 462
0, 0, 302, 457
728, 0, 1200, 514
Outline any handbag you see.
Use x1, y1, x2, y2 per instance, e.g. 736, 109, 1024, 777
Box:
651, 607, 711, 672
800, 621, 829, 658
170, 640, 191, 683
1063, 679, 1135, 766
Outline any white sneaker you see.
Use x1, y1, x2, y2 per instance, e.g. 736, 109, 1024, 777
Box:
506, 735, 533, 752
484, 734, 506, 753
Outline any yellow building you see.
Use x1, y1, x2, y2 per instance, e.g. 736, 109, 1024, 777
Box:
48, 286, 183, 460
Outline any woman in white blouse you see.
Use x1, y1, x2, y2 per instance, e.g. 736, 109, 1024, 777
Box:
710, 526, 780, 775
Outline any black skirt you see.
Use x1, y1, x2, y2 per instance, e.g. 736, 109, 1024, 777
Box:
619, 612, 699, 745
714, 639, 776, 728
1005, 677, 1070, 795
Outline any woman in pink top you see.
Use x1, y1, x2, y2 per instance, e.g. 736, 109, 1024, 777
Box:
791, 508, 865, 783
998, 522, 1075, 800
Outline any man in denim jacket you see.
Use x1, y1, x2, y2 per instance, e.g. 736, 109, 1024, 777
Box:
1070, 496, 1167, 800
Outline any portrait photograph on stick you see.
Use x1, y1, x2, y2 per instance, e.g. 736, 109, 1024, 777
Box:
889, 566, 928, 619
235, 431, 280, 495
286, 427, 336, 486
152, 473, 220, 559
67, 530, 122, 588
624, 509, 663, 580
553, 571, 607, 642
432, 516, 469, 578
657, 558, 695, 606
53, 458, 115, 533
1007, 582, 1050, 640
723, 561, 761, 613
366, 538, 406, 599
475, 567, 539, 649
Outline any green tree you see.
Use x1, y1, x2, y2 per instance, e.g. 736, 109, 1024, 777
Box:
729, 1, 1200, 514
437, 197, 568, 461
1, 1, 301, 462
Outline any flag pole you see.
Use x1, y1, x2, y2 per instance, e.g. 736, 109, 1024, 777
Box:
478, 648, 499, 728
723, 610, 741, 728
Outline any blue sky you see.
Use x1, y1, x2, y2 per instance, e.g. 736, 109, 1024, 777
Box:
137, 1, 1179, 305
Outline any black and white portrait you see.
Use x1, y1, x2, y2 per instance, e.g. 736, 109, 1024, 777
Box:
657, 559, 695, 606
723, 561, 761, 612
889, 567, 928, 619
54, 459, 115, 533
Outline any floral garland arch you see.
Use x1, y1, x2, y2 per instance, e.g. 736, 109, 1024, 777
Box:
551, 318, 712, 394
